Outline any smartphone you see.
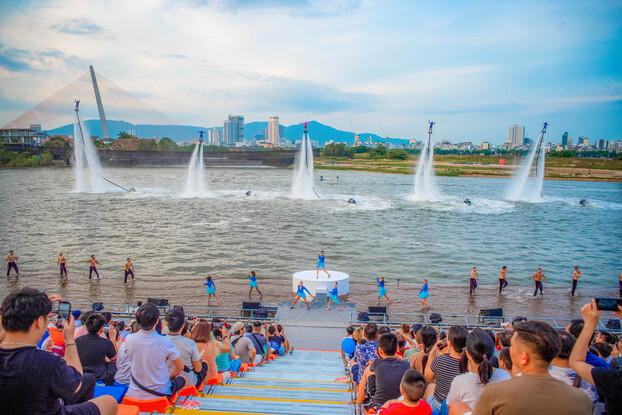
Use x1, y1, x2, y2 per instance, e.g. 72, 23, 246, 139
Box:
55, 301, 71, 328
595, 298, 622, 311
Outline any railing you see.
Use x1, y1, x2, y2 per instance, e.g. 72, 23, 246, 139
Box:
349, 311, 622, 333
68, 302, 280, 323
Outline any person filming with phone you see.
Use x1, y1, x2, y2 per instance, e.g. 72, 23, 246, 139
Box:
570, 299, 622, 415
0, 288, 118, 415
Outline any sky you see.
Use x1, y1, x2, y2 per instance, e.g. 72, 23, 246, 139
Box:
0, 0, 620, 144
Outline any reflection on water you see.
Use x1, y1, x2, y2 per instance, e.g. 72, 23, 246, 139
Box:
0, 167, 621, 315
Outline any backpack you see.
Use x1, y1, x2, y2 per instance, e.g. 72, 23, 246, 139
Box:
358, 312, 369, 322
91, 302, 104, 312
605, 319, 621, 330
269, 340, 280, 351
429, 313, 442, 323
255, 307, 267, 318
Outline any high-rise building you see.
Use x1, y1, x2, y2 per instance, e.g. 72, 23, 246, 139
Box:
561, 132, 569, 147
595, 139, 609, 150
578, 136, 589, 147
208, 129, 221, 145
481, 141, 490, 150
268, 116, 280, 147
508, 125, 525, 149
223, 115, 244, 146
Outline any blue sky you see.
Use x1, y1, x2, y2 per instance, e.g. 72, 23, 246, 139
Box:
0, 0, 620, 144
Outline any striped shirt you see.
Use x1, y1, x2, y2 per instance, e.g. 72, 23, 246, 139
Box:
431, 354, 463, 402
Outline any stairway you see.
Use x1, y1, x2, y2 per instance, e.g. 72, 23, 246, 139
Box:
172, 350, 356, 414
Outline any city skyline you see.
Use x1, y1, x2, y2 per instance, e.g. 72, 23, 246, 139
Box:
0, 0, 620, 145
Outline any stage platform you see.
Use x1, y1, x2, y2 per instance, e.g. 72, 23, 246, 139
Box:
292, 270, 349, 296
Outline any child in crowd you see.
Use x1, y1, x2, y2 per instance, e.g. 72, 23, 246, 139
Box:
378, 369, 432, 414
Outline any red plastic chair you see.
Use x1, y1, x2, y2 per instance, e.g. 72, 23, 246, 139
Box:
122, 396, 172, 413
206, 373, 224, 385
178, 385, 198, 397
117, 404, 140, 415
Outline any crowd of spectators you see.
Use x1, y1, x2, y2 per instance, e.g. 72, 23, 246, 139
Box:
345, 301, 622, 415
0, 288, 292, 414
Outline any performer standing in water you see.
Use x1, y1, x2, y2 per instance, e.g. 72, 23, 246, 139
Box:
619, 272, 622, 298
531, 268, 547, 296
124, 258, 135, 283
571, 266, 582, 296
499, 266, 508, 293
469, 267, 479, 294
57, 252, 67, 276
5, 251, 19, 277
377, 277, 391, 304
327, 282, 343, 311
291, 281, 313, 310
87, 255, 101, 279
248, 270, 262, 299
204, 276, 221, 305
316, 251, 330, 278
419, 279, 430, 309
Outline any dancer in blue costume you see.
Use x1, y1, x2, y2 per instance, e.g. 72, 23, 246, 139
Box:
291, 281, 314, 310
204, 275, 221, 305
248, 270, 262, 299
327, 282, 343, 311
419, 279, 430, 309
316, 250, 330, 278
377, 277, 391, 305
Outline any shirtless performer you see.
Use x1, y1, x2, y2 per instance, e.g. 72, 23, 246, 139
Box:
87, 255, 101, 279
531, 268, 547, 296
618, 272, 621, 298
57, 252, 67, 276
470, 267, 479, 294
499, 266, 508, 293
124, 258, 135, 283
571, 266, 582, 296
5, 251, 19, 277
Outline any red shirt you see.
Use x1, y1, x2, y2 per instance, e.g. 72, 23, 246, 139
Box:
378, 401, 433, 415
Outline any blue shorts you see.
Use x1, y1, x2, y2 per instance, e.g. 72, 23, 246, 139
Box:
316, 261, 325, 269
250, 281, 258, 288
207, 287, 215, 295
378, 287, 386, 297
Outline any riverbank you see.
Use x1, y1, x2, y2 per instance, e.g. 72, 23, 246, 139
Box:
315, 157, 622, 182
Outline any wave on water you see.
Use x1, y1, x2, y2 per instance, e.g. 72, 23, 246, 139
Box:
405, 194, 515, 215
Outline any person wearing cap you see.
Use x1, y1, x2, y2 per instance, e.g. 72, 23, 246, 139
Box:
231, 321, 257, 365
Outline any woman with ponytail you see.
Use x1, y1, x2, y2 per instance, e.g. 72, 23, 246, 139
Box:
410, 326, 438, 373
446, 328, 511, 414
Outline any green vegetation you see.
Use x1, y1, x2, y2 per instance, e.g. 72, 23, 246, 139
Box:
44, 135, 69, 148
0, 144, 54, 167
117, 131, 134, 138
321, 143, 355, 158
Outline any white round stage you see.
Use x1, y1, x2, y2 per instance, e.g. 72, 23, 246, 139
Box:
292, 270, 349, 296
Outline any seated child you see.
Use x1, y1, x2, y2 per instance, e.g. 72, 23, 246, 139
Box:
378, 369, 432, 414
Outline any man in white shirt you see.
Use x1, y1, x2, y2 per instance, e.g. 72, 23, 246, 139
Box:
124, 303, 186, 399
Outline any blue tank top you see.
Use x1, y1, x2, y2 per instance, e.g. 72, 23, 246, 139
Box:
297, 285, 310, 296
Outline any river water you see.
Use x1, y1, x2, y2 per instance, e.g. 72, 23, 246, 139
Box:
1, 167, 620, 318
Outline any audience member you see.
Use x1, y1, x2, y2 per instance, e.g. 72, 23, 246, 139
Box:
567, 318, 609, 369
165, 308, 207, 388
402, 324, 423, 360
191, 321, 218, 381
75, 312, 118, 385
549, 330, 597, 403
358, 333, 411, 409
424, 325, 468, 412
73, 310, 95, 339
245, 321, 271, 363
570, 301, 622, 415
268, 324, 287, 355
213, 326, 241, 373
0, 288, 117, 415
473, 321, 592, 415
378, 369, 432, 415
231, 321, 257, 364
409, 326, 437, 373
592, 341, 613, 362
114, 341, 131, 386
125, 302, 186, 399
497, 347, 514, 377
353, 322, 379, 383
446, 328, 511, 414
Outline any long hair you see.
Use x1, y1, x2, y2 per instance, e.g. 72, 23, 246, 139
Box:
466, 328, 495, 384
448, 325, 469, 373
419, 326, 438, 370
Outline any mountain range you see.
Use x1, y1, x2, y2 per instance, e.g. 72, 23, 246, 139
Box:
48, 120, 410, 147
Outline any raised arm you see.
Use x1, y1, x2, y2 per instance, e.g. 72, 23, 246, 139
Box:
569, 300, 601, 385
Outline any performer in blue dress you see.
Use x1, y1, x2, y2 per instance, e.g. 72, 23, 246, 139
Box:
248, 270, 262, 299
327, 282, 343, 311
316, 251, 330, 278
419, 279, 430, 309
377, 277, 391, 305
291, 281, 314, 310
203, 275, 221, 305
